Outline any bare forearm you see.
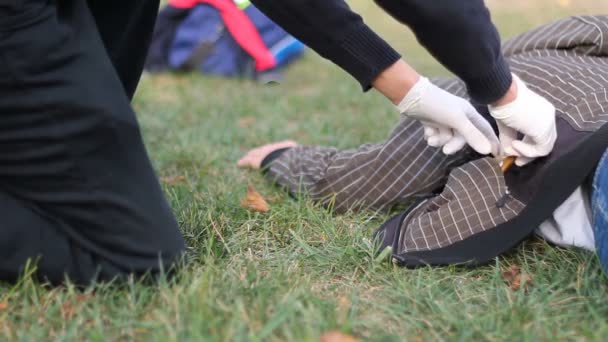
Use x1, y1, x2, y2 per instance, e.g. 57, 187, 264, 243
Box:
371, 60, 420, 105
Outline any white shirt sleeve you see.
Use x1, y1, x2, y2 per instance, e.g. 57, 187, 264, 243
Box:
535, 186, 595, 251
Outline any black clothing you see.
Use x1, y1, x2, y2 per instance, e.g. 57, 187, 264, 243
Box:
251, 0, 512, 104
0, 0, 185, 285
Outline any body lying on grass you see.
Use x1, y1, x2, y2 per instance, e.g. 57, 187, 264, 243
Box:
239, 16, 608, 273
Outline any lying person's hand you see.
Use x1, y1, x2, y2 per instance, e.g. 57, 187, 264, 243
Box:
237, 140, 298, 169
397, 77, 500, 156
489, 74, 557, 166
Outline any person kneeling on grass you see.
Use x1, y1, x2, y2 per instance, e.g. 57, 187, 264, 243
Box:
238, 16, 608, 274
0, 1, 186, 286
0, 0, 552, 286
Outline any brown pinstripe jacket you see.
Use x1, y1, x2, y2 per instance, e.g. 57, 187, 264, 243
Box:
262, 16, 608, 266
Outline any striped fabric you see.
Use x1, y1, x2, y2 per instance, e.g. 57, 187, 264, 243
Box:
397, 158, 526, 253
503, 15, 608, 132
267, 119, 470, 213
265, 16, 608, 253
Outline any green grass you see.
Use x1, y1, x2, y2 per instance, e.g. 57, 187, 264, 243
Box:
2, 1, 608, 340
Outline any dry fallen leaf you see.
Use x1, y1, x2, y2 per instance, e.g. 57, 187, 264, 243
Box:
161, 175, 186, 184
320, 331, 358, 342
240, 185, 270, 212
337, 296, 350, 311
336, 296, 351, 325
61, 300, 76, 321
502, 265, 533, 291
238, 116, 256, 128
61, 294, 93, 321
0, 301, 8, 311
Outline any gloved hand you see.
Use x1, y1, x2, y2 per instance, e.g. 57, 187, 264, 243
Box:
489, 74, 557, 166
397, 77, 499, 156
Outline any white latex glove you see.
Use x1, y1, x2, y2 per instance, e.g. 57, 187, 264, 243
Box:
397, 77, 499, 156
489, 74, 557, 166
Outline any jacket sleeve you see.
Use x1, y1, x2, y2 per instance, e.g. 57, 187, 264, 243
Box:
263, 131, 473, 215
252, 0, 512, 104
373, 0, 512, 104
250, 0, 401, 91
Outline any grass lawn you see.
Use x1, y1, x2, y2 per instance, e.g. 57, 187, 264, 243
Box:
2, 0, 608, 340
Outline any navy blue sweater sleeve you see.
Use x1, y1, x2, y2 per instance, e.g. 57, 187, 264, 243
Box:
251, 0, 512, 104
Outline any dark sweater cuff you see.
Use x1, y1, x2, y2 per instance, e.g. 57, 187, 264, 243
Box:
261, 148, 291, 174
465, 55, 513, 104
340, 24, 402, 91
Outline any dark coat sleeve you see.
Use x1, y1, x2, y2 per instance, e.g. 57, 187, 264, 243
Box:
250, 0, 402, 92
251, 0, 512, 104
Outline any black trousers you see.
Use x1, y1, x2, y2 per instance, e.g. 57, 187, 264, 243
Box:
0, 0, 185, 285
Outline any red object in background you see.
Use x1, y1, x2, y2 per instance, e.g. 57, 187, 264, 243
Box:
169, 0, 277, 71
